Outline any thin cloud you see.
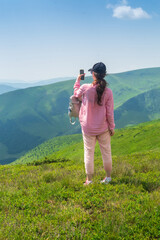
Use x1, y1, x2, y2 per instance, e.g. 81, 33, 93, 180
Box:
107, 1, 151, 20
121, 0, 128, 5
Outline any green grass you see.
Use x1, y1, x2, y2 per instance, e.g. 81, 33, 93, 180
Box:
0, 119, 160, 239
0, 150, 160, 239
13, 118, 160, 165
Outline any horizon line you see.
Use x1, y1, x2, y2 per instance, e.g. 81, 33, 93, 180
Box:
0, 66, 160, 83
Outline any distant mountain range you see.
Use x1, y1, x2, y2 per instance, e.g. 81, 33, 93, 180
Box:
0, 84, 17, 95
0, 77, 74, 94
0, 67, 160, 164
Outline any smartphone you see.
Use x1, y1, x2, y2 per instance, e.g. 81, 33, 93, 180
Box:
80, 69, 85, 80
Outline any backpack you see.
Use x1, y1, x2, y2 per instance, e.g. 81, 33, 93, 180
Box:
68, 95, 82, 125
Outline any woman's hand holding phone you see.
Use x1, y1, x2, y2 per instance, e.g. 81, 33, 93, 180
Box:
78, 73, 85, 81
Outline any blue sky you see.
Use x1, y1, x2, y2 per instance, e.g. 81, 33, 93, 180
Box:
0, 0, 160, 82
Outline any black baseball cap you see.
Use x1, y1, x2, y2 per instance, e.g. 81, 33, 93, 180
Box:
88, 62, 106, 74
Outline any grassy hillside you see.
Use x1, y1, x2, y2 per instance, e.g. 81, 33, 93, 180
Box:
13, 119, 160, 165
108, 67, 160, 108
13, 134, 83, 165
1, 67, 160, 164
114, 87, 160, 128
0, 119, 160, 239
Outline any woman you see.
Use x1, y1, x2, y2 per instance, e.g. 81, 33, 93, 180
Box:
73, 62, 115, 185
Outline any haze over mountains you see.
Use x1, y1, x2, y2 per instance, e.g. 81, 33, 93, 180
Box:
0, 67, 160, 164
0, 77, 74, 94
0, 84, 17, 95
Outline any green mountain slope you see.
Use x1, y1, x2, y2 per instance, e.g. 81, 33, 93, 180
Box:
0, 80, 81, 164
0, 119, 160, 239
13, 134, 83, 165
114, 87, 160, 128
0, 67, 160, 164
107, 67, 160, 108
13, 119, 160, 165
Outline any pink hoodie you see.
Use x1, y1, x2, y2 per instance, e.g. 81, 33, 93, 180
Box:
73, 78, 115, 135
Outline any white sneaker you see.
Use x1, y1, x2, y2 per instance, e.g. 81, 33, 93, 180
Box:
100, 177, 111, 184
83, 179, 93, 186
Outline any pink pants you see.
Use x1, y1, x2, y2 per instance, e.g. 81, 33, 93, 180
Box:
82, 129, 112, 175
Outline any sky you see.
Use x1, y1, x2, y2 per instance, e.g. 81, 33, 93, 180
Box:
0, 0, 160, 82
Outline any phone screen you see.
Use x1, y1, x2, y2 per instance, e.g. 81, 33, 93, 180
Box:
80, 69, 84, 80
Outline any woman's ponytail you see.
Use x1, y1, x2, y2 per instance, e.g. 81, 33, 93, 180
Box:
92, 72, 109, 106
